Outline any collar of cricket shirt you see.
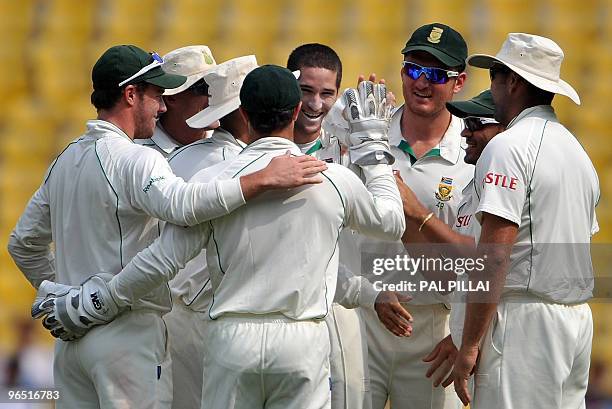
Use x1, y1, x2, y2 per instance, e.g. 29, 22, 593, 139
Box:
212, 127, 247, 149
506, 105, 557, 130
297, 138, 324, 155
390, 105, 463, 165
150, 122, 182, 154
244, 136, 302, 156
86, 119, 133, 142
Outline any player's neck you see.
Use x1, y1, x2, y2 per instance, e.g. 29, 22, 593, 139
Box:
97, 110, 135, 139
160, 115, 206, 146
293, 128, 320, 145
400, 108, 451, 157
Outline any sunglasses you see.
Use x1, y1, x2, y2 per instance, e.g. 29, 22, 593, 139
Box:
489, 64, 511, 81
118, 52, 164, 87
464, 116, 499, 132
402, 61, 459, 84
188, 79, 209, 96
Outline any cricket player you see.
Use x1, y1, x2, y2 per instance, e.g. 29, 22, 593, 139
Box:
137, 45, 217, 156
394, 90, 504, 389
155, 54, 257, 409
446, 33, 599, 409
289, 43, 370, 409
354, 23, 473, 409
30, 65, 405, 409
8, 46, 327, 409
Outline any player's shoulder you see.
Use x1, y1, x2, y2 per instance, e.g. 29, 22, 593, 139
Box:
168, 139, 216, 162
321, 163, 363, 187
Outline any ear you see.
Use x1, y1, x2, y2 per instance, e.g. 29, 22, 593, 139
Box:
508, 72, 523, 95
453, 72, 467, 94
238, 106, 249, 126
123, 85, 138, 107
291, 101, 302, 122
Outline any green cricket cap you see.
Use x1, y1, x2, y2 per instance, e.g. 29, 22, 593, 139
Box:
401, 23, 468, 68
446, 89, 495, 118
240, 65, 302, 113
92, 45, 187, 90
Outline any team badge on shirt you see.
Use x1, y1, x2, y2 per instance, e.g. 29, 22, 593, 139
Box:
435, 176, 453, 202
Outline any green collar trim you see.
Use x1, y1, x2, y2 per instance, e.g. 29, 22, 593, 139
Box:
397, 140, 440, 165
305, 139, 323, 155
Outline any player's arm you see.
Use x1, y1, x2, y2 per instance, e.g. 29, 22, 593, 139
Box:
31, 220, 211, 341
340, 164, 405, 241
444, 213, 517, 405
7, 176, 55, 289
125, 149, 327, 226
108, 221, 211, 307
396, 173, 475, 249
443, 137, 526, 405
335, 261, 413, 337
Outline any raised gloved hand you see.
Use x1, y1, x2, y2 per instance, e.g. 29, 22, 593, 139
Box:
341, 80, 395, 166
31, 273, 121, 341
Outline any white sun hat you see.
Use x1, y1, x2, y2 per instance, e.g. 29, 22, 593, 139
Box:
186, 55, 259, 128
467, 33, 580, 105
162, 45, 216, 96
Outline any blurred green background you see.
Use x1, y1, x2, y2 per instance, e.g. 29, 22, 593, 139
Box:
1, 0, 611, 401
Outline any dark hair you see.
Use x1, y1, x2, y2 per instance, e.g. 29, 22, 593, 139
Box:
523, 78, 555, 104
287, 43, 342, 89
245, 108, 295, 135
91, 82, 147, 110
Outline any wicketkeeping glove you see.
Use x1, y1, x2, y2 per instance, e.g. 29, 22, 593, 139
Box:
31, 273, 121, 341
342, 81, 395, 166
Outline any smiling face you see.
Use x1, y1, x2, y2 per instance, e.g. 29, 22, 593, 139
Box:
401, 51, 466, 118
462, 122, 505, 164
133, 85, 166, 139
293, 66, 339, 143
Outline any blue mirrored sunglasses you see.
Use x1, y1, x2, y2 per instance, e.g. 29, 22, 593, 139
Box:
402, 61, 459, 84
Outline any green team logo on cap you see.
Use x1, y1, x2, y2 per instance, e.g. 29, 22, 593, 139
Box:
202, 51, 214, 65
428, 27, 443, 44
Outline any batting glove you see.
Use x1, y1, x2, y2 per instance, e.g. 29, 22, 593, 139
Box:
342, 81, 395, 166
31, 273, 121, 341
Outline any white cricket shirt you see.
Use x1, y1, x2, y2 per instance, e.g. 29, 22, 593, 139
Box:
387, 106, 474, 305
165, 128, 245, 312
8, 120, 245, 312
136, 122, 183, 157
109, 137, 405, 320
475, 105, 599, 304
297, 131, 380, 308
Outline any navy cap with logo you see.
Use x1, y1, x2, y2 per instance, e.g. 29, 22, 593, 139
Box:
92, 45, 187, 90
446, 89, 495, 118
240, 65, 302, 113
401, 23, 468, 68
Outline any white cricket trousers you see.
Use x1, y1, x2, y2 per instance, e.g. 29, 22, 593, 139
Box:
54, 309, 172, 409
164, 302, 209, 409
472, 296, 593, 409
201, 314, 331, 409
362, 304, 462, 409
326, 303, 372, 409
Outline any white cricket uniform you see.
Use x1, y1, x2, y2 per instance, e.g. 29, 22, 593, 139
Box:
162, 128, 245, 409
470, 105, 599, 409
137, 122, 183, 157
7, 120, 245, 409
137, 122, 215, 158
107, 137, 405, 409
363, 106, 471, 409
298, 132, 377, 409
